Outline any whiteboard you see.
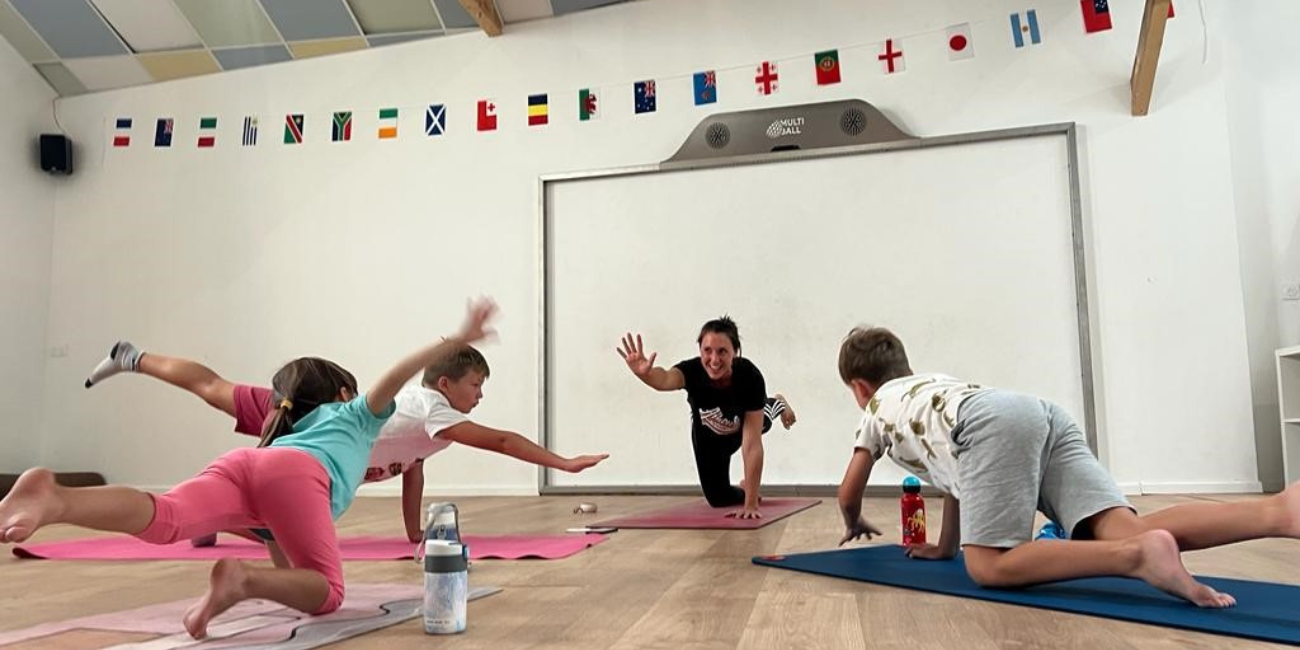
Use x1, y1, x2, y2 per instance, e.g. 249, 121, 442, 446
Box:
542, 127, 1092, 490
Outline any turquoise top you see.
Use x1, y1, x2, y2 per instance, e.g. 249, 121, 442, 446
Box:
271, 393, 395, 519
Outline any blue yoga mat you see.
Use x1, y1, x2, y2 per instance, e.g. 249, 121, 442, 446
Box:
753, 544, 1300, 646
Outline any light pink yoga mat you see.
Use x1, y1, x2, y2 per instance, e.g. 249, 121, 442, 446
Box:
13, 533, 606, 561
592, 497, 821, 529
0, 582, 502, 650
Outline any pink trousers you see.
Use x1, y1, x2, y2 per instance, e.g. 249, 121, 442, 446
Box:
137, 446, 344, 613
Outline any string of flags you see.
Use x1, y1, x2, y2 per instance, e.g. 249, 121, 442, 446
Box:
108, 2, 1173, 150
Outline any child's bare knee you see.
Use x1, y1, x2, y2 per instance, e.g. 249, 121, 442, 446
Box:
314, 582, 345, 615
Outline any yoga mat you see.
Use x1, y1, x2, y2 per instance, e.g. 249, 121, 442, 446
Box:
592, 497, 820, 530
0, 583, 502, 650
753, 544, 1300, 646
14, 533, 606, 561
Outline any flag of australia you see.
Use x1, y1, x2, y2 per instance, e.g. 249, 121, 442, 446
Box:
634, 80, 656, 114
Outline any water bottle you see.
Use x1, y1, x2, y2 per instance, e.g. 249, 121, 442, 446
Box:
900, 476, 927, 545
423, 539, 468, 634
424, 502, 468, 560
424, 502, 460, 542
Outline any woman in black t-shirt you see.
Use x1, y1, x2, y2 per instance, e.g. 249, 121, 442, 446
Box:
617, 317, 796, 518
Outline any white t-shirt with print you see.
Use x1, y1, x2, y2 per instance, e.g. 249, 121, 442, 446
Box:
362, 384, 468, 483
852, 373, 989, 499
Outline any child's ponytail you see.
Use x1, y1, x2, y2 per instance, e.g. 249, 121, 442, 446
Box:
258, 396, 297, 447
257, 357, 359, 447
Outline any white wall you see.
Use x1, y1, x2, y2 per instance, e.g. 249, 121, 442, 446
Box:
1223, 2, 1300, 492
40, 0, 1260, 494
0, 38, 55, 473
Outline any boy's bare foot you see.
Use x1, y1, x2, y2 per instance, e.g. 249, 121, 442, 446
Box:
0, 468, 64, 543
772, 394, 797, 430
184, 558, 250, 639
1128, 530, 1235, 608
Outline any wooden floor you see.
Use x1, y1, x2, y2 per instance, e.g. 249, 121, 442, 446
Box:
2, 494, 1297, 649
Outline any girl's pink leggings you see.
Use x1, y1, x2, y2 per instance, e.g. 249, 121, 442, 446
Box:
137, 446, 344, 613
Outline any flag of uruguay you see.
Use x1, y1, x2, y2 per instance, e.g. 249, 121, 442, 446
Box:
1011, 10, 1041, 48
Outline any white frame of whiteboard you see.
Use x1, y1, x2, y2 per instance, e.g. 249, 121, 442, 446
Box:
536, 122, 1093, 495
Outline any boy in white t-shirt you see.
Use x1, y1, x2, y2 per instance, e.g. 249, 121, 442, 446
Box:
835, 326, 1300, 609
85, 341, 609, 554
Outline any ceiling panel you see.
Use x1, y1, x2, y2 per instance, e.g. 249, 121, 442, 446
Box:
89, 0, 201, 52
137, 49, 220, 81
0, 0, 56, 62
366, 31, 442, 47
259, 0, 360, 41
429, 0, 477, 29
287, 36, 367, 59
0, 0, 646, 95
61, 53, 151, 91
211, 43, 293, 70
347, 0, 441, 34
10, 0, 126, 59
497, 0, 554, 23
550, 0, 629, 16
34, 61, 86, 94
172, 0, 283, 48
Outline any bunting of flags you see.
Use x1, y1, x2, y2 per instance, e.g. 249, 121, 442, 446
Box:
112, 118, 131, 147
528, 94, 549, 126
947, 23, 975, 60
197, 117, 216, 147
1011, 10, 1042, 48
754, 62, 778, 95
878, 40, 905, 74
242, 116, 258, 146
333, 111, 352, 142
378, 108, 398, 139
477, 99, 497, 131
106, 4, 1180, 153
634, 80, 656, 114
692, 71, 716, 106
284, 114, 304, 144
154, 118, 172, 147
426, 104, 446, 136
815, 50, 841, 85
578, 88, 599, 121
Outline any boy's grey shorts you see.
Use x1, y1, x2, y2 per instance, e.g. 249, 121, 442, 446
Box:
952, 390, 1131, 548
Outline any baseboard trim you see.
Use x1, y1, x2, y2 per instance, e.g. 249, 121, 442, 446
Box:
356, 484, 540, 497
1, 472, 104, 498
1137, 481, 1263, 495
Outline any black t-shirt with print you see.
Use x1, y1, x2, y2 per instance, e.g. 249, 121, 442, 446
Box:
674, 356, 767, 446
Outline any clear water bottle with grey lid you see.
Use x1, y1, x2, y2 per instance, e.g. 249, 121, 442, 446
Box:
423, 539, 468, 634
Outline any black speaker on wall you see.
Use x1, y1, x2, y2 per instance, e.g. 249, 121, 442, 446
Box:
39, 134, 72, 175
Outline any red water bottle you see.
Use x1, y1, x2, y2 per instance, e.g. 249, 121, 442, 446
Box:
900, 476, 926, 545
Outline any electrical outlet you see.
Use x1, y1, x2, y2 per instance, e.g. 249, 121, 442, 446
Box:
1285, 284, 1300, 301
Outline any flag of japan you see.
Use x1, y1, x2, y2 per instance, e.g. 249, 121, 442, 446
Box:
947, 23, 974, 60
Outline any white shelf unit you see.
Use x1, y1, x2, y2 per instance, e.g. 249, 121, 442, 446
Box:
1277, 346, 1300, 483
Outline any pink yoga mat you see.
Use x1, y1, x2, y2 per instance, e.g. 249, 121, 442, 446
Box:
592, 497, 821, 529
13, 533, 606, 561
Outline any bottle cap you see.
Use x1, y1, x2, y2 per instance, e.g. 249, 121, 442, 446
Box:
902, 476, 922, 493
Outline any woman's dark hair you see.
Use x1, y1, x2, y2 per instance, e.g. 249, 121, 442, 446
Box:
258, 357, 358, 447
697, 316, 741, 355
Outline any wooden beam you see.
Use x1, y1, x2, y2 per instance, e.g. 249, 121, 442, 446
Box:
456, 0, 503, 37
1130, 0, 1171, 116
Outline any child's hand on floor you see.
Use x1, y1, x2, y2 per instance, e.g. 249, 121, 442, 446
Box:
904, 542, 956, 560
839, 518, 883, 546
